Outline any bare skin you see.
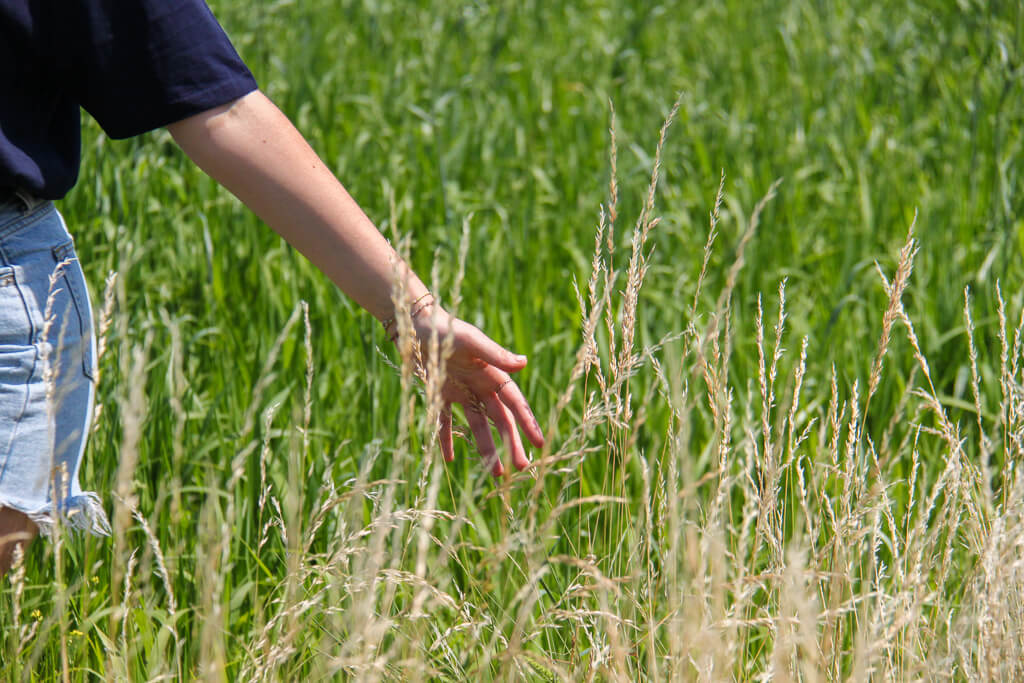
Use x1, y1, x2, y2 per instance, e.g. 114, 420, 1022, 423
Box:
167, 90, 544, 475
0, 507, 38, 576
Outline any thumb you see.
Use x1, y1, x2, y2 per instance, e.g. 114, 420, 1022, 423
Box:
455, 320, 528, 372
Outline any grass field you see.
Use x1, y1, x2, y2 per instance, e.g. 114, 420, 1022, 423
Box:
4, 0, 1024, 679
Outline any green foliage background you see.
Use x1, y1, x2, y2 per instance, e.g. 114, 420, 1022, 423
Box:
5, 0, 1023, 678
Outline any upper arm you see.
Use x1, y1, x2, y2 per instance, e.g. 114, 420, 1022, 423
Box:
74, 0, 256, 139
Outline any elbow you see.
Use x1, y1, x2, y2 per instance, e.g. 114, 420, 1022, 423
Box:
167, 90, 260, 146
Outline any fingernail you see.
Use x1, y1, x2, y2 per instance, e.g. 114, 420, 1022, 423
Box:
516, 354, 527, 363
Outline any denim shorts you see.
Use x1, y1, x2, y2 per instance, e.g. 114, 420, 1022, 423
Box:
0, 195, 110, 537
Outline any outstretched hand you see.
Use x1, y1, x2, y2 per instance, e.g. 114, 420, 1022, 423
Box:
400, 307, 545, 476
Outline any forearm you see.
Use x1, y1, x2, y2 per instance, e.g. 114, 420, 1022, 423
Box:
166, 90, 425, 321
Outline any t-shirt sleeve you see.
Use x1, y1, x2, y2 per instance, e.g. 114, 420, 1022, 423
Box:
72, 0, 258, 139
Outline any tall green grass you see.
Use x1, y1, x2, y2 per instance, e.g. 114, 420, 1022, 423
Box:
3, 0, 1024, 679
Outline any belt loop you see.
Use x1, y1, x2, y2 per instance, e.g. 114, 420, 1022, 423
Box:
13, 189, 39, 214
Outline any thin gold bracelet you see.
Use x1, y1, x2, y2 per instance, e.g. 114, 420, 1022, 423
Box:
383, 292, 435, 341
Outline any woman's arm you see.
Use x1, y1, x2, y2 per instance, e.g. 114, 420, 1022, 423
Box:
166, 89, 417, 321
166, 90, 544, 474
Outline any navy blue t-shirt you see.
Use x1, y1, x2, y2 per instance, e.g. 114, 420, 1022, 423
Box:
0, 0, 258, 199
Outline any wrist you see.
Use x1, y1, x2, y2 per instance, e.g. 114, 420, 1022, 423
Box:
381, 292, 436, 342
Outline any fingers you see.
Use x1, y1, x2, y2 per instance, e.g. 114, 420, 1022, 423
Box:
441, 385, 540, 475
430, 314, 543, 474
439, 407, 454, 462
453, 319, 528, 373
485, 394, 530, 471
496, 379, 545, 449
465, 405, 503, 477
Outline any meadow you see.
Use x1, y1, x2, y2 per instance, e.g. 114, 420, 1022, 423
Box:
3, 0, 1024, 679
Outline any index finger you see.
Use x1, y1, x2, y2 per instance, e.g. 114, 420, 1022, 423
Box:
452, 319, 529, 373
439, 406, 454, 462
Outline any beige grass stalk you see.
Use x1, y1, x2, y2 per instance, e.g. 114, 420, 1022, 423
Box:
256, 400, 282, 555
8, 543, 26, 679
867, 218, 917, 399
711, 179, 782, 320
754, 282, 788, 569
407, 259, 455, 671
636, 454, 658, 679
160, 310, 186, 570
964, 288, 994, 482
996, 284, 1014, 508
601, 101, 619, 392
129, 499, 180, 677
302, 300, 313, 471
771, 543, 822, 683
108, 330, 149, 674
612, 93, 682, 403
690, 176, 726, 432
119, 548, 137, 656
820, 378, 859, 672
412, 255, 449, 505
962, 470, 1024, 678
196, 483, 227, 679
578, 206, 607, 392
450, 215, 471, 313
786, 335, 812, 489
691, 170, 725, 321
280, 423, 308, 670
90, 270, 117, 433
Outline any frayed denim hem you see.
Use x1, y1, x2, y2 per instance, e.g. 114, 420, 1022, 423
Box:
1, 491, 111, 538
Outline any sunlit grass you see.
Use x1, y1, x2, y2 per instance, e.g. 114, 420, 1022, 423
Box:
4, 0, 1024, 679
